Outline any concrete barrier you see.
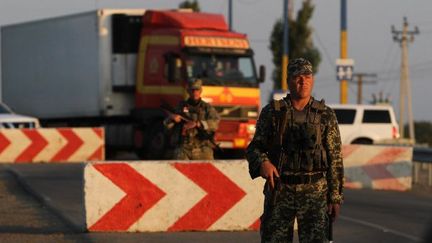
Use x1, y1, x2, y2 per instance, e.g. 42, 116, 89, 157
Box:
85, 160, 265, 232
0, 128, 104, 163
343, 145, 413, 191
84, 145, 413, 232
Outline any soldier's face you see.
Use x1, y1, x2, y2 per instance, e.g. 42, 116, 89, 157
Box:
289, 74, 314, 99
188, 88, 202, 101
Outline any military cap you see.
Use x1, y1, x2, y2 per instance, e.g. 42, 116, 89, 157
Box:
188, 79, 202, 90
288, 58, 313, 77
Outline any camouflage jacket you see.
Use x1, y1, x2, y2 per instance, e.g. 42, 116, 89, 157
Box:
246, 96, 344, 204
164, 98, 220, 148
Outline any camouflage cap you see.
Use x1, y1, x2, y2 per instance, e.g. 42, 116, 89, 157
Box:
288, 58, 313, 77
188, 79, 202, 90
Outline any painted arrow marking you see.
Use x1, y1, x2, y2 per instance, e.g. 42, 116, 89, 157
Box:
89, 163, 166, 231
211, 161, 265, 231
0, 133, 11, 155
342, 145, 361, 158
127, 163, 206, 232
0, 128, 104, 163
343, 146, 412, 190
88, 128, 104, 160
51, 129, 84, 161
33, 129, 65, 162
168, 163, 246, 231
364, 147, 409, 190
69, 128, 103, 161
15, 130, 48, 162
0, 130, 31, 162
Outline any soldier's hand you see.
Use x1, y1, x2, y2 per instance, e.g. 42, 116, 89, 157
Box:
260, 160, 280, 190
170, 114, 182, 123
327, 203, 341, 222
183, 121, 197, 130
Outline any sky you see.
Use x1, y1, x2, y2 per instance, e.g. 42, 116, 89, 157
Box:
1, 0, 431, 121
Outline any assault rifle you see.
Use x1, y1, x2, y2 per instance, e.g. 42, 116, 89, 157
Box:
160, 102, 223, 153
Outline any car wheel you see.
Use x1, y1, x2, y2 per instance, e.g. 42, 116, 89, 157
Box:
352, 138, 373, 144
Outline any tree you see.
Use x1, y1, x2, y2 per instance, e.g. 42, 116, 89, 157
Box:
178, 0, 201, 12
269, 0, 321, 90
404, 121, 432, 146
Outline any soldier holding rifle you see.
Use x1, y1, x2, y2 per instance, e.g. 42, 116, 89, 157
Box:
163, 79, 220, 160
246, 58, 344, 242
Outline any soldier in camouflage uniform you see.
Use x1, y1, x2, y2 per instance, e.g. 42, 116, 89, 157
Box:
246, 58, 344, 242
164, 79, 220, 160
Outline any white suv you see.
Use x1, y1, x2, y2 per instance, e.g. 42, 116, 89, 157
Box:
0, 102, 40, 128
329, 104, 399, 144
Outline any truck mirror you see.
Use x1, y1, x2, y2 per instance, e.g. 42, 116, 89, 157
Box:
258, 65, 266, 83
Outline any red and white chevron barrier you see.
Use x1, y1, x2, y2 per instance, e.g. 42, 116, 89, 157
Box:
343, 145, 413, 191
84, 146, 413, 232
0, 128, 104, 163
85, 161, 265, 232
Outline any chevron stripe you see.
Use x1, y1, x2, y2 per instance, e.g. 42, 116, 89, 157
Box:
69, 128, 103, 161
0, 130, 31, 162
15, 130, 49, 162
0, 128, 104, 163
129, 163, 206, 232
344, 145, 413, 191
32, 129, 64, 162
85, 161, 259, 232
85, 163, 126, 228
210, 161, 265, 230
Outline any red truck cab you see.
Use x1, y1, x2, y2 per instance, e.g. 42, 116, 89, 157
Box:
134, 10, 264, 158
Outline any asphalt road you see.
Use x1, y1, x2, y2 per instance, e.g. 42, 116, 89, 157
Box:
2, 163, 432, 243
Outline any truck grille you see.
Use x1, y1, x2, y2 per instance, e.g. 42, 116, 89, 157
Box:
0, 122, 36, 129
214, 106, 258, 120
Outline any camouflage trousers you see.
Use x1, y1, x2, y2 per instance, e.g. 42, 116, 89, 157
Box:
260, 177, 329, 243
174, 145, 214, 160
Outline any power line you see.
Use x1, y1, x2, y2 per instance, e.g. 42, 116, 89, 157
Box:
313, 31, 335, 69
237, 0, 262, 5
351, 73, 377, 104
379, 41, 397, 92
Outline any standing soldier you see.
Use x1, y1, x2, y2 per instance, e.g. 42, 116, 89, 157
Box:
164, 79, 220, 160
246, 58, 344, 242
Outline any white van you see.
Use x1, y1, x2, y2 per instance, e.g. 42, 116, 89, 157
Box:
0, 102, 40, 128
329, 104, 399, 144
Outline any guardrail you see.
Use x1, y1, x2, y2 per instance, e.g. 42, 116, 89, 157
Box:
413, 147, 432, 187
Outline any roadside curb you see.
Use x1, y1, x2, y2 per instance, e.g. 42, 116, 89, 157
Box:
6, 166, 86, 233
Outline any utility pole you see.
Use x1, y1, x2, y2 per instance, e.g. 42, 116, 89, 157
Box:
228, 0, 233, 31
281, 0, 289, 91
392, 17, 419, 143
352, 73, 377, 104
288, 0, 294, 20
340, 0, 348, 104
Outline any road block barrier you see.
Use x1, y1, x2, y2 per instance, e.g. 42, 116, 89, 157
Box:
84, 145, 413, 232
85, 160, 265, 232
0, 128, 104, 163
343, 145, 413, 191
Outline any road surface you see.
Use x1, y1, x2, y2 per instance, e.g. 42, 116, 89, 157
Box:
1, 163, 431, 242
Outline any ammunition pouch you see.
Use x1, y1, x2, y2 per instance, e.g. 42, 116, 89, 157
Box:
271, 96, 328, 173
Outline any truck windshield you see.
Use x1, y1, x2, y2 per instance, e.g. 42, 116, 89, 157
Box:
185, 54, 258, 87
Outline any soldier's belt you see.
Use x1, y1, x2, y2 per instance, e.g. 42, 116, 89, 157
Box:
280, 172, 324, 185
